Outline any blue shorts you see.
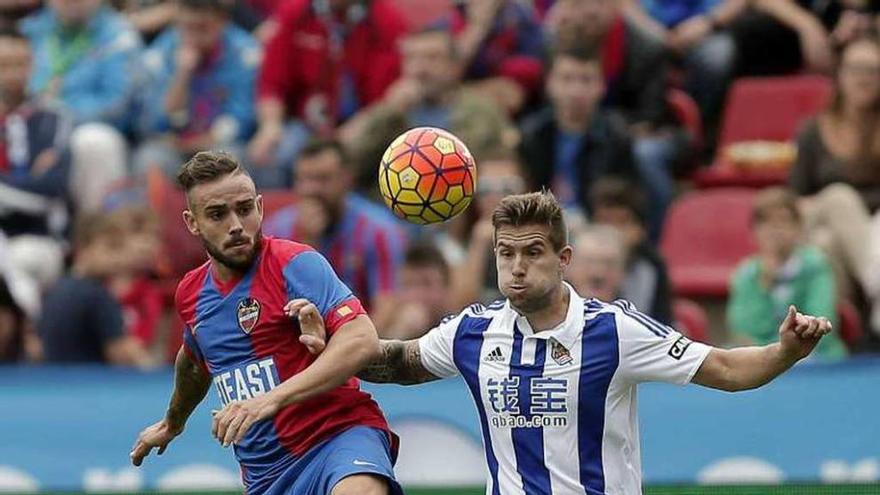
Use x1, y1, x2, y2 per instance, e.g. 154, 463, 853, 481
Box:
262, 426, 403, 495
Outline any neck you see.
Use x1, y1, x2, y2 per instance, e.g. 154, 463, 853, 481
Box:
211, 258, 247, 283
523, 284, 570, 332
841, 102, 873, 125
556, 111, 591, 134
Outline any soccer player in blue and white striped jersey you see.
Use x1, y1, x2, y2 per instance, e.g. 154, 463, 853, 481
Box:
304, 191, 833, 495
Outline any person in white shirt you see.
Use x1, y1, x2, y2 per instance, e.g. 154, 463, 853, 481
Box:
294, 190, 833, 495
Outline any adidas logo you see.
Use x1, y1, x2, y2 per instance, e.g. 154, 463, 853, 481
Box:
484, 347, 505, 362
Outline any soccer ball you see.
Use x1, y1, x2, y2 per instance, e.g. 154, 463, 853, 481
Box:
378, 127, 477, 225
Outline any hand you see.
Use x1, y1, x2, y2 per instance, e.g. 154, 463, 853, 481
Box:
175, 44, 201, 73
211, 394, 280, 447
778, 305, 833, 362
294, 197, 329, 244
247, 124, 283, 167
284, 298, 326, 354
130, 419, 182, 466
668, 15, 712, 54
383, 78, 424, 113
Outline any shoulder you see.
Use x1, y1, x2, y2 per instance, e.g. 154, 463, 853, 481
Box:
519, 108, 555, 140
225, 26, 261, 67
438, 299, 506, 330
798, 245, 831, 271
731, 256, 761, 284
587, 298, 674, 340
174, 261, 210, 312
264, 236, 316, 267
97, 8, 142, 49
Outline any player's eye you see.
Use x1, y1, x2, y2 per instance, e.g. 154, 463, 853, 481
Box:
238, 204, 253, 216
208, 211, 224, 221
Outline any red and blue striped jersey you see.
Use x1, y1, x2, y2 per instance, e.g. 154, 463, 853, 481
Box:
174, 236, 392, 494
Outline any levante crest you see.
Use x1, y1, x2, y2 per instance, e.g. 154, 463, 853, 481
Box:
237, 297, 261, 334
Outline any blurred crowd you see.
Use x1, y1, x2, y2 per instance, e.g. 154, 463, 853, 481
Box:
1, 0, 879, 367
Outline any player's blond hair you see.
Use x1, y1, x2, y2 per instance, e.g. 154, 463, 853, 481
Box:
492, 190, 568, 251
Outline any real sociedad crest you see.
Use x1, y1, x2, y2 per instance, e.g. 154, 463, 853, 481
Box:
549, 337, 573, 366
237, 297, 261, 334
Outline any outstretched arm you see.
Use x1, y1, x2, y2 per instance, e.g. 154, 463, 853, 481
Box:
358, 339, 441, 385
130, 347, 211, 466
693, 306, 832, 392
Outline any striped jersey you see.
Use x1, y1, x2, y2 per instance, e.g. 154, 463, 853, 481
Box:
175, 236, 392, 494
418, 283, 711, 495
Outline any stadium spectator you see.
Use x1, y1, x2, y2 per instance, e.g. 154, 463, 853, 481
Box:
342, 25, 515, 190
0, 27, 71, 306
135, 0, 260, 181
545, 0, 692, 239
589, 177, 673, 325
727, 187, 847, 361
21, 0, 143, 130
623, 0, 833, 135
790, 36, 880, 310
38, 213, 156, 367
450, 0, 544, 114
21, 0, 136, 212
567, 224, 628, 304
449, 149, 527, 309
263, 138, 406, 325
106, 206, 164, 350
250, 0, 407, 182
381, 242, 453, 340
518, 40, 641, 223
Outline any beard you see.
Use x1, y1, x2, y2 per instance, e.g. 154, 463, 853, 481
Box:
202, 230, 262, 273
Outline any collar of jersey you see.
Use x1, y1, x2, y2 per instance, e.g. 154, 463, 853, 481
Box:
506, 282, 584, 349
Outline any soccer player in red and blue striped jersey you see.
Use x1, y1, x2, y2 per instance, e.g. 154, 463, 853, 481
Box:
130, 151, 401, 495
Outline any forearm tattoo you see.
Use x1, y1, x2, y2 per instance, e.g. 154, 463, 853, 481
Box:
357, 340, 440, 385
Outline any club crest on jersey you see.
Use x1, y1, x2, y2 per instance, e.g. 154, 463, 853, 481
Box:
237, 297, 261, 334
549, 338, 573, 366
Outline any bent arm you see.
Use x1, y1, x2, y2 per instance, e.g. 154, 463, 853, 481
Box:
692, 344, 797, 392
357, 339, 441, 385
165, 346, 212, 433
268, 315, 381, 408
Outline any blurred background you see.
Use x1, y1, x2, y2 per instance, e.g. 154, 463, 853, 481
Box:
0, 0, 878, 493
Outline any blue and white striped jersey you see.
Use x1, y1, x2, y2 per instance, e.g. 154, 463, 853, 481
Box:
418, 283, 712, 495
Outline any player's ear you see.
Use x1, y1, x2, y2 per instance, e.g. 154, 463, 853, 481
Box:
255, 194, 264, 220
558, 245, 573, 271
183, 209, 200, 236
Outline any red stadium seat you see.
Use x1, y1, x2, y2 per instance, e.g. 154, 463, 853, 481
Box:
694, 75, 832, 188
660, 188, 758, 298
837, 299, 864, 351
673, 298, 710, 343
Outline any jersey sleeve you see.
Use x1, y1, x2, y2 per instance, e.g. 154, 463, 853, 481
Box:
283, 250, 366, 334
418, 312, 465, 379
613, 300, 712, 385
181, 325, 208, 372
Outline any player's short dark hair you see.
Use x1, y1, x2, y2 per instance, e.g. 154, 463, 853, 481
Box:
403, 242, 451, 285
298, 137, 350, 169
549, 36, 601, 71
752, 187, 801, 226
177, 0, 233, 14
588, 177, 648, 225
492, 190, 568, 252
177, 150, 247, 192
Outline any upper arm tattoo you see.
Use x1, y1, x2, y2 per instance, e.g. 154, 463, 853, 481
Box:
357, 340, 440, 385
